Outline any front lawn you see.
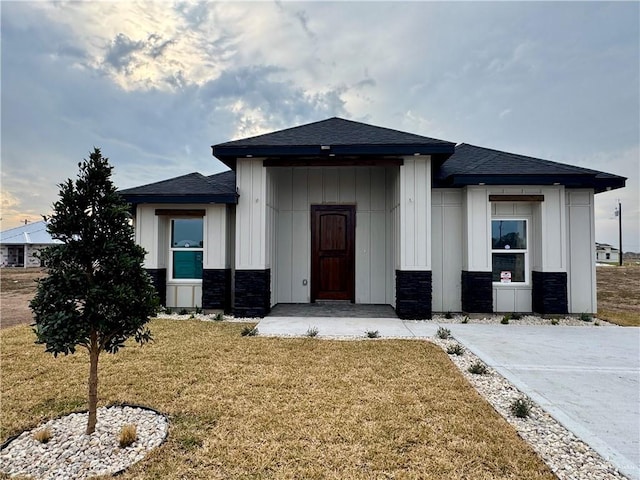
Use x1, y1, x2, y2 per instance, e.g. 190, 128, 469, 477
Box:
1, 320, 554, 479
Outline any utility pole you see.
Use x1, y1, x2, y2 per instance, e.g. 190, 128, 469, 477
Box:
615, 201, 623, 266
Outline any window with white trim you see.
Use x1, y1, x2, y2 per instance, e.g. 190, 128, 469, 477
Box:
170, 218, 203, 280
491, 219, 528, 284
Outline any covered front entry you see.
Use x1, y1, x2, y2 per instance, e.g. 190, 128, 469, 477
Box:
310, 205, 355, 302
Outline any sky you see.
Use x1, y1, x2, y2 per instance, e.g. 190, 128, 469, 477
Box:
1, 1, 638, 251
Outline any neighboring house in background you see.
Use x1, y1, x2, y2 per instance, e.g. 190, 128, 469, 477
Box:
0, 220, 60, 268
119, 117, 626, 318
596, 243, 620, 264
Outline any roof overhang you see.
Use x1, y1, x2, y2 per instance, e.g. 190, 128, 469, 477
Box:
119, 193, 238, 206
435, 174, 626, 193
212, 144, 455, 170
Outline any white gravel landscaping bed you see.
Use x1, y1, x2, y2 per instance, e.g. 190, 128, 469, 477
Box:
432, 336, 628, 480
429, 313, 617, 327
0, 405, 168, 480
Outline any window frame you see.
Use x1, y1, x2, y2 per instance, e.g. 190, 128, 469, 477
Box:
491, 218, 529, 285
168, 217, 204, 282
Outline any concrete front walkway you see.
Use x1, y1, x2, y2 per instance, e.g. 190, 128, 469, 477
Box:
258, 315, 438, 338
256, 317, 640, 479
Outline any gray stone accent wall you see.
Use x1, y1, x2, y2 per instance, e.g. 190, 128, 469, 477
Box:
145, 268, 167, 307
461, 271, 493, 313
532, 271, 568, 315
395, 270, 432, 319
202, 269, 232, 312
234, 269, 271, 318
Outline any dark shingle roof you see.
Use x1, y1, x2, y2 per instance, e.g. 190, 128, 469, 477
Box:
118, 171, 237, 204
436, 144, 626, 193
212, 117, 456, 167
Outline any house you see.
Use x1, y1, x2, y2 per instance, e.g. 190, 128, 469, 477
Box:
595, 243, 620, 264
0, 220, 60, 268
119, 117, 626, 318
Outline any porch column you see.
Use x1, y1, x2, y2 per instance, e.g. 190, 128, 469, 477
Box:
532, 187, 568, 314
461, 187, 493, 313
395, 156, 432, 319
234, 158, 271, 317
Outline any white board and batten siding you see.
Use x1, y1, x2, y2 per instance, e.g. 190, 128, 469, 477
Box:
271, 166, 396, 305
455, 186, 575, 313
135, 203, 229, 309
399, 157, 432, 271
431, 189, 463, 312
566, 190, 597, 314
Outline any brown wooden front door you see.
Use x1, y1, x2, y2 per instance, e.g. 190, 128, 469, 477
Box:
311, 205, 355, 302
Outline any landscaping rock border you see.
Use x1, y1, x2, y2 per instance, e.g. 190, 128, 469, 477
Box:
0, 404, 168, 480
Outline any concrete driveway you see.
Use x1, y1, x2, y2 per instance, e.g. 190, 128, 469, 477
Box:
443, 324, 640, 480
258, 317, 640, 479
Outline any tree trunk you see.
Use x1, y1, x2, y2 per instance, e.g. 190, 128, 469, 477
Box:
86, 330, 100, 435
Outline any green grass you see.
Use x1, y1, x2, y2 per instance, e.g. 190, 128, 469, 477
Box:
1, 320, 554, 479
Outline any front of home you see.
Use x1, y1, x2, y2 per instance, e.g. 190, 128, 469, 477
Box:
119, 118, 626, 319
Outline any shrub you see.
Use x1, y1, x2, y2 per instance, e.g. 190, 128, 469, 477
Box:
580, 312, 593, 322
444, 311, 453, 319
461, 316, 469, 324
550, 319, 559, 325
119, 424, 137, 448
365, 330, 380, 338
306, 326, 319, 337
500, 316, 509, 325
214, 312, 224, 322
510, 312, 522, 320
510, 397, 533, 418
446, 343, 464, 356
33, 428, 52, 444
194, 305, 203, 315
179, 308, 189, 315
241, 326, 258, 337
164, 307, 172, 315
436, 327, 451, 339
468, 362, 488, 375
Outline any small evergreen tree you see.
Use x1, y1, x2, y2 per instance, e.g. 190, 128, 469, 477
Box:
30, 148, 158, 434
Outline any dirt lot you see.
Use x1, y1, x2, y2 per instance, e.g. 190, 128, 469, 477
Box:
596, 263, 640, 326
0, 268, 44, 329
1, 265, 638, 328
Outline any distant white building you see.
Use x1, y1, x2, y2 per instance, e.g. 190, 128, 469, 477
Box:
596, 243, 620, 264
0, 221, 60, 268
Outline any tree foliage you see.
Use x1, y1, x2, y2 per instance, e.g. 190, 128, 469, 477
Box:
30, 148, 159, 433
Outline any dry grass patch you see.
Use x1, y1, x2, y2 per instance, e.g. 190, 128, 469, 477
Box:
1, 320, 554, 479
597, 263, 640, 326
